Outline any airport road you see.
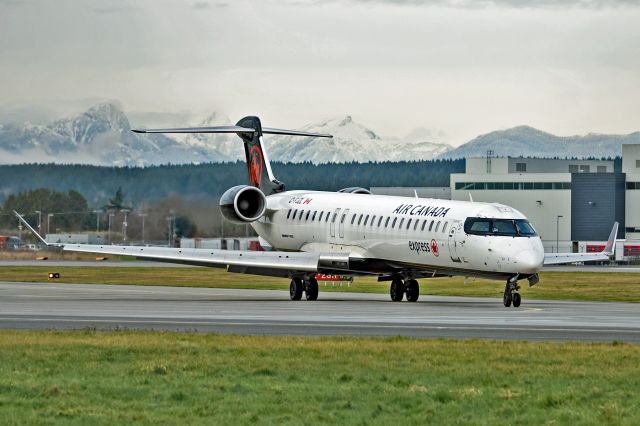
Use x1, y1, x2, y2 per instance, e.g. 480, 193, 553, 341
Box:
0, 281, 638, 342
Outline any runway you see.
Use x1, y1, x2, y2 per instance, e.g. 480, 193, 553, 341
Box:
0, 281, 638, 342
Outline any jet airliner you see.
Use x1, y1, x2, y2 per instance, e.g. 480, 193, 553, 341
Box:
15, 116, 618, 308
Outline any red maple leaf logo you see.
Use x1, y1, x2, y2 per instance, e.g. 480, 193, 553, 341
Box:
430, 239, 439, 257
248, 145, 263, 188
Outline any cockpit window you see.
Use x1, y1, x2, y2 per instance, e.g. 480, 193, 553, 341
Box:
515, 219, 537, 236
464, 217, 537, 237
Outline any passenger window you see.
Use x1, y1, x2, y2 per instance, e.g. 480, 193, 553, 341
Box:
435, 221, 440, 232
428, 220, 434, 231
421, 220, 427, 231
351, 214, 356, 225
326, 212, 331, 222
392, 218, 397, 228
378, 217, 383, 227
287, 209, 292, 219
364, 215, 369, 226
318, 211, 324, 222
332, 212, 338, 223
305, 211, 310, 221
293, 210, 298, 220
340, 213, 347, 224
358, 214, 363, 225
385, 217, 390, 228
312, 211, 317, 221
399, 218, 404, 229
414, 220, 419, 231
442, 221, 448, 233
406, 219, 412, 230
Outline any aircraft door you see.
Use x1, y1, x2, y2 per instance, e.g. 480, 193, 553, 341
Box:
448, 220, 462, 262
330, 208, 341, 238
339, 209, 350, 238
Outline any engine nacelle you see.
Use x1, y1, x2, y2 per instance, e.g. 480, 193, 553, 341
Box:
337, 187, 371, 194
219, 185, 267, 223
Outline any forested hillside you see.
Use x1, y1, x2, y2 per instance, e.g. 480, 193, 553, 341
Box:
0, 160, 464, 206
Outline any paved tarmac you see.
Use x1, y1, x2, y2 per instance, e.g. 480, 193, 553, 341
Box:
0, 281, 638, 342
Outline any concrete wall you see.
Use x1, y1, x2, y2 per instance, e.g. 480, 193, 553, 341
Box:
571, 173, 625, 241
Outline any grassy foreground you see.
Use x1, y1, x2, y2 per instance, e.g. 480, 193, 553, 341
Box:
0, 331, 638, 425
0, 266, 638, 302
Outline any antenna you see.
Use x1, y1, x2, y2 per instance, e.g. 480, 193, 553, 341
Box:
486, 150, 494, 174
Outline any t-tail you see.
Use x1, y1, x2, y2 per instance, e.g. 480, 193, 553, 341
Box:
133, 116, 332, 195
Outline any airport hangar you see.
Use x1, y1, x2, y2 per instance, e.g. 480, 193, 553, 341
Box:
373, 144, 640, 261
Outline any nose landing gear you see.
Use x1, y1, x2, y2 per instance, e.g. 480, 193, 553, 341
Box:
503, 279, 521, 308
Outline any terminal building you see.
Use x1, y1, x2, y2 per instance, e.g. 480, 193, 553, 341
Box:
372, 144, 640, 260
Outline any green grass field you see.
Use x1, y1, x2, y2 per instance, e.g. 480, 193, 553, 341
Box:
0, 266, 638, 302
0, 331, 638, 425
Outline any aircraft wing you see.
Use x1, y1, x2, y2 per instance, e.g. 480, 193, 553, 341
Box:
543, 222, 618, 265
62, 243, 350, 278
13, 210, 351, 278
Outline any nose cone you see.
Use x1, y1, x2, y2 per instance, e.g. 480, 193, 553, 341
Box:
516, 249, 544, 274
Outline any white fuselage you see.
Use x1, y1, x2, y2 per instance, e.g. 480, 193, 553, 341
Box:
252, 191, 545, 278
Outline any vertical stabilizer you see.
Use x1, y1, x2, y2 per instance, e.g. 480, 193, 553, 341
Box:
235, 116, 285, 195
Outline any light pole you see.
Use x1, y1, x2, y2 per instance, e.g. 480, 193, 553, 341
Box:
47, 213, 53, 235
93, 210, 102, 233
166, 216, 173, 247
556, 215, 563, 253
139, 213, 147, 244
34, 210, 42, 233
121, 209, 130, 242
108, 213, 114, 244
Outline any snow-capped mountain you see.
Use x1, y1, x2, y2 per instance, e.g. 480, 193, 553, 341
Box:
0, 103, 240, 166
439, 125, 640, 159
266, 116, 451, 163
0, 104, 453, 165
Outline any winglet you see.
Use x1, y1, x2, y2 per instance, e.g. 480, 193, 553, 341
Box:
602, 221, 619, 256
13, 211, 58, 247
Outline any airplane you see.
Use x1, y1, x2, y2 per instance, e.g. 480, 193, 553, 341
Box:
14, 115, 619, 308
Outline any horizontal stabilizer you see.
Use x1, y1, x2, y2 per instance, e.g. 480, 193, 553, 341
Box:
262, 128, 333, 138
132, 126, 332, 138
132, 126, 254, 134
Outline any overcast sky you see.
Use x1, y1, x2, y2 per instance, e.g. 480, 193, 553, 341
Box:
1, 0, 639, 145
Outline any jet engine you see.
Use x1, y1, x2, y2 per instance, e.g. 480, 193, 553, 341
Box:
219, 185, 267, 223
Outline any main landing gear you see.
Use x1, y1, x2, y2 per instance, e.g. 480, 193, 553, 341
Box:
289, 277, 319, 301
503, 279, 521, 308
389, 278, 420, 302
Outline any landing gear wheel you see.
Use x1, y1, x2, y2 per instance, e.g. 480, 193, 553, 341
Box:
503, 291, 512, 307
503, 279, 520, 308
512, 292, 521, 308
289, 278, 303, 301
390, 278, 405, 302
305, 278, 319, 301
405, 279, 420, 302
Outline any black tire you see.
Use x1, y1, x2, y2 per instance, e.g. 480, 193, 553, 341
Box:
512, 292, 521, 308
390, 279, 405, 302
305, 278, 319, 301
290, 278, 303, 301
405, 279, 419, 302
503, 291, 512, 307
